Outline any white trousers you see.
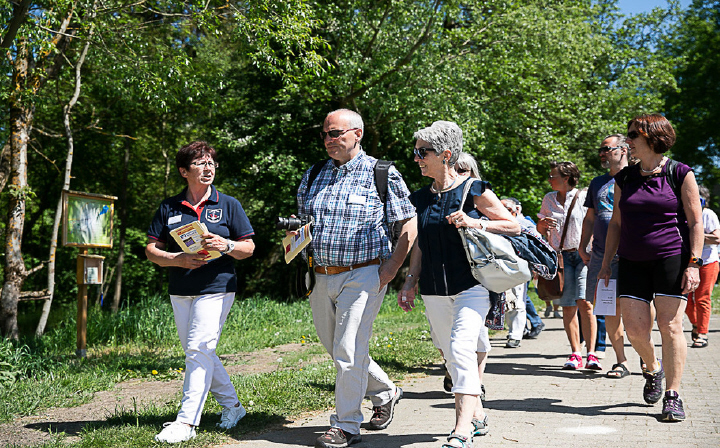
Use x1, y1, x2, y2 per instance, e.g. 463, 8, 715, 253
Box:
171, 292, 238, 426
422, 284, 491, 395
505, 283, 528, 340
309, 265, 395, 435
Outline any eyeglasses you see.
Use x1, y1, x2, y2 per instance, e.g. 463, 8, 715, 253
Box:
413, 147, 435, 160
319, 128, 359, 140
190, 160, 218, 169
456, 168, 469, 175
627, 130, 641, 140
598, 146, 622, 153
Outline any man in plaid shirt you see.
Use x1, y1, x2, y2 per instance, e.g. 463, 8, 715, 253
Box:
297, 109, 417, 448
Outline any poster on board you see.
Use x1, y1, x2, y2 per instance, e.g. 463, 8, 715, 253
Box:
62, 190, 117, 248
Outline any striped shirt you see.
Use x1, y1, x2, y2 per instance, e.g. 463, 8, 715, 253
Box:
298, 150, 416, 267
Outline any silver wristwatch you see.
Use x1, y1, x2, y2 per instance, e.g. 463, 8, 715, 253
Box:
222, 239, 235, 255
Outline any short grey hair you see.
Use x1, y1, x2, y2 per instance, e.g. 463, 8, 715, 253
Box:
413, 121, 463, 165
326, 109, 364, 142
502, 197, 523, 214
455, 152, 481, 179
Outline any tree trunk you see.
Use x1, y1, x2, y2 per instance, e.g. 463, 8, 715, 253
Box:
0, 140, 10, 193
111, 137, 131, 313
36, 28, 94, 336
2, 41, 32, 339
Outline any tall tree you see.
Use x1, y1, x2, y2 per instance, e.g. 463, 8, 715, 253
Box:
664, 0, 720, 195
1, 0, 325, 338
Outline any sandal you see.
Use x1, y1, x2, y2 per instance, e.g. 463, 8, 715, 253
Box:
471, 414, 489, 436
692, 335, 708, 348
606, 363, 630, 379
442, 431, 472, 448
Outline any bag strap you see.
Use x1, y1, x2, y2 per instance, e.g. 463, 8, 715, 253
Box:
458, 177, 475, 211
558, 190, 580, 251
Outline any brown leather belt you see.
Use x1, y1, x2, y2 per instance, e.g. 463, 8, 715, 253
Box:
562, 248, 578, 253
314, 258, 381, 275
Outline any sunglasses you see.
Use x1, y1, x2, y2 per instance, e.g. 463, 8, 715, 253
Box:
413, 147, 435, 159
319, 128, 358, 140
627, 130, 641, 140
598, 146, 622, 153
456, 168, 469, 174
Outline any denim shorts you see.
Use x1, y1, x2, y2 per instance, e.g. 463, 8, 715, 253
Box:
558, 250, 588, 307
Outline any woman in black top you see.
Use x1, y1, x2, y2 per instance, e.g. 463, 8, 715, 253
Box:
399, 121, 519, 448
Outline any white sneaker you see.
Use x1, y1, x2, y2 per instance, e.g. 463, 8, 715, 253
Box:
217, 403, 247, 430
154, 421, 196, 443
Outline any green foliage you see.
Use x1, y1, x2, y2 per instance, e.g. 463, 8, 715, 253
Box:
664, 0, 720, 200
2, 0, 708, 319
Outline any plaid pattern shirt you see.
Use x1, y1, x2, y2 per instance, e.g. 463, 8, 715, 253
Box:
298, 150, 416, 267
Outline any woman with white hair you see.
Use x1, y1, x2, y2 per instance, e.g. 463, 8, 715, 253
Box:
398, 121, 520, 448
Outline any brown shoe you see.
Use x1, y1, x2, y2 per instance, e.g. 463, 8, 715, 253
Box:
315, 427, 361, 448
368, 387, 403, 430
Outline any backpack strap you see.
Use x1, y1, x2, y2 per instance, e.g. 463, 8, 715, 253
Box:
665, 158, 681, 202
374, 160, 393, 205
305, 159, 329, 195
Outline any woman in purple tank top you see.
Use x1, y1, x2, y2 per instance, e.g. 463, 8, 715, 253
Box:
598, 114, 703, 422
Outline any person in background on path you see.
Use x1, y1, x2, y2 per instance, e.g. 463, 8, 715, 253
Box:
579, 134, 631, 378
399, 122, 521, 448
538, 161, 600, 371
501, 197, 545, 344
437, 152, 487, 397
598, 113, 703, 422
294, 109, 417, 448
455, 151, 481, 179
685, 185, 719, 348
505, 198, 546, 339
146, 141, 255, 444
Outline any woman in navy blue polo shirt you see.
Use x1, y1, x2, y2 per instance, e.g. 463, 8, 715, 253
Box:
398, 121, 520, 448
146, 141, 255, 444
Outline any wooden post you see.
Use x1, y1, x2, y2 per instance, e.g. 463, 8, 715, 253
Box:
76, 248, 88, 358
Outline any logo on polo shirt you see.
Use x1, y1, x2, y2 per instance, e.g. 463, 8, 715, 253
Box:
206, 208, 223, 223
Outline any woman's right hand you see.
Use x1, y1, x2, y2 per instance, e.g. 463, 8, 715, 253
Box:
175, 252, 209, 270
538, 217, 558, 234
398, 279, 418, 312
596, 263, 612, 287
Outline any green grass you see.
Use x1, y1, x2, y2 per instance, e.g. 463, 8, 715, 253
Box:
0, 292, 442, 447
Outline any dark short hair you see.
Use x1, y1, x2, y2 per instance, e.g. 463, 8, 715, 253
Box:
627, 114, 676, 154
176, 141, 217, 172
549, 161, 580, 187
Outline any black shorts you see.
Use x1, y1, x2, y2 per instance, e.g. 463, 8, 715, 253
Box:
618, 254, 689, 303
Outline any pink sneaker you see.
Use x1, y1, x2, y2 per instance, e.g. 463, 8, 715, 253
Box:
563, 353, 583, 370
586, 353, 602, 371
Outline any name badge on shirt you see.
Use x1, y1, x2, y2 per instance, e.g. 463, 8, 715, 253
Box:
168, 215, 182, 225
348, 194, 366, 205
